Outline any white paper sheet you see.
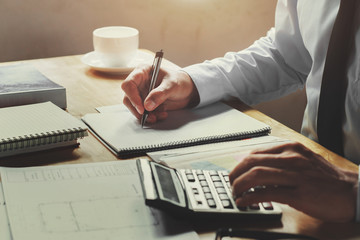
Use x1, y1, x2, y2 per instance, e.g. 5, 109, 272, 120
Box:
0, 160, 198, 240
148, 135, 291, 170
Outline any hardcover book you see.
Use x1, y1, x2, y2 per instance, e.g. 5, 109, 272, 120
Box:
0, 64, 67, 109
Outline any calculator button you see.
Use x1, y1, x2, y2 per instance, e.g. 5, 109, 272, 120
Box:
196, 170, 203, 175
249, 203, 260, 210
200, 180, 208, 187
213, 181, 224, 188
221, 200, 233, 209
207, 199, 216, 208
218, 193, 229, 200
194, 194, 202, 204
204, 192, 213, 200
209, 170, 218, 176
185, 169, 192, 174
202, 186, 211, 193
186, 174, 195, 182
197, 174, 206, 181
211, 175, 221, 182
223, 175, 230, 182
192, 188, 199, 195
261, 202, 274, 210
216, 187, 226, 194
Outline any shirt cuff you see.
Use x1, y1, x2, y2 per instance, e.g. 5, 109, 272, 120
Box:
182, 64, 225, 108
356, 165, 360, 222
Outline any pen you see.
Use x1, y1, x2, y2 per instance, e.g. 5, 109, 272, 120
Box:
141, 50, 164, 128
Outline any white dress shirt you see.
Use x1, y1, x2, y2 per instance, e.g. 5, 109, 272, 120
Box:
183, 0, 360, 164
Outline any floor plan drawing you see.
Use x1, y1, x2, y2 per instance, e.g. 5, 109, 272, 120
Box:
39, 197, 159, 233
0, 160, 197, 240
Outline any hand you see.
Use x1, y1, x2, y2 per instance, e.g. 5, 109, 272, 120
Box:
121, 65, 200, 123
229, 142, 358, 222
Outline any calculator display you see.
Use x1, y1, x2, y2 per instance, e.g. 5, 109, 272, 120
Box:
154, 165, 180, 203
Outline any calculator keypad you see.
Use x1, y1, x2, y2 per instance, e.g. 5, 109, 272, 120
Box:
180, 168, 276, 214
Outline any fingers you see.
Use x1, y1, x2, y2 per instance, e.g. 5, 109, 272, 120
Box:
231, 166, 298, 198
123, 95, 169, 122
144, 86, 169, 111
229, 151, 311, 184
121, 65, 152, 115
249, 142, 339, 177
235, 186, 296, 207
143, 76, 178, 112
122, 66, 198, 124
122, 65, 173, 114
228, 141, 358, 222
232, 166, 299, 208
143, 111, 169, 124
123, 96, 142, 120
252, 141, 310, 156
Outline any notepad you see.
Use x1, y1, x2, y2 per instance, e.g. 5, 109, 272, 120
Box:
0, 102, 88, 157
82, 102, 271, 158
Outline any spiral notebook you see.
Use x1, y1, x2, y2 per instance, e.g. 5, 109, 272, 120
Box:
0, 102, 88, 158
82, 102, 271, 158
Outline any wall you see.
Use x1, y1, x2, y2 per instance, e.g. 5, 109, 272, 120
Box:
0, 0, 306, 132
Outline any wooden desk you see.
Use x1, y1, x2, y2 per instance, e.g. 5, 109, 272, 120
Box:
0, 54, 359, 240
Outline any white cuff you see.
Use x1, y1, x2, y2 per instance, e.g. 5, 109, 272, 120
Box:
182, 64, 227, 108
356, 165, 360, 222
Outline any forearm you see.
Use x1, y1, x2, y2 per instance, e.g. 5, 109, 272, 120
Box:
183, 28, 307, 107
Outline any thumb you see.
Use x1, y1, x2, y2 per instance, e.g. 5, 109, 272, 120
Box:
144, 81, 173, 111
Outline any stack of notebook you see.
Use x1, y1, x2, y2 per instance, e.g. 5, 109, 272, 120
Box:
0, 102, 88, 157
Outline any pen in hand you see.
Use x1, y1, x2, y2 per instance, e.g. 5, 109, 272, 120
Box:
141, 50, 164, 128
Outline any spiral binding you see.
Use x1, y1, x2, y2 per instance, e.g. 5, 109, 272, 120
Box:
0, 127, 87, 152
118, 127, 271, 158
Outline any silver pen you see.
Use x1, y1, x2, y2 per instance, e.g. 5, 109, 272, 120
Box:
141, 50, 164, 128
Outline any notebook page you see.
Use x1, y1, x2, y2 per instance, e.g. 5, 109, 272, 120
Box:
82, 102, 270, 154
0, 102, 87, 139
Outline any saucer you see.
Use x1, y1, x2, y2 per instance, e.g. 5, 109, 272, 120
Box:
81, 50, 154, 74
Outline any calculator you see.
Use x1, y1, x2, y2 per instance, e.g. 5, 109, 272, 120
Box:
136, 159, 282, 220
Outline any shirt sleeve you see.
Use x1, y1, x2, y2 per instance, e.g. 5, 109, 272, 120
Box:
183, 0, 311, 108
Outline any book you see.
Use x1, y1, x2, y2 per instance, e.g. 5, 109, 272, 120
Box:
82, 102, 271, 158
0, 64, 67, 109
0, 101, 88, 158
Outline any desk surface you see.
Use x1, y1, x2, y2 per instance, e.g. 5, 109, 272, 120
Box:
0, 53, 359, 240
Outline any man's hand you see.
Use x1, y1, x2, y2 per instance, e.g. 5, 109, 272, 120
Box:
121, 65, 199, 124
229, 142, 358, 222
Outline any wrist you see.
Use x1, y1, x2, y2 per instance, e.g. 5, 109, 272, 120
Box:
179, 70, 200, 108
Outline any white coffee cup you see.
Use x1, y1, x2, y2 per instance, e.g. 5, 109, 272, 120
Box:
93, 26, 139, 67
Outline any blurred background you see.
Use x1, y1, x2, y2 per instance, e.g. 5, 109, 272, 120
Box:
0, 0, 306, 132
